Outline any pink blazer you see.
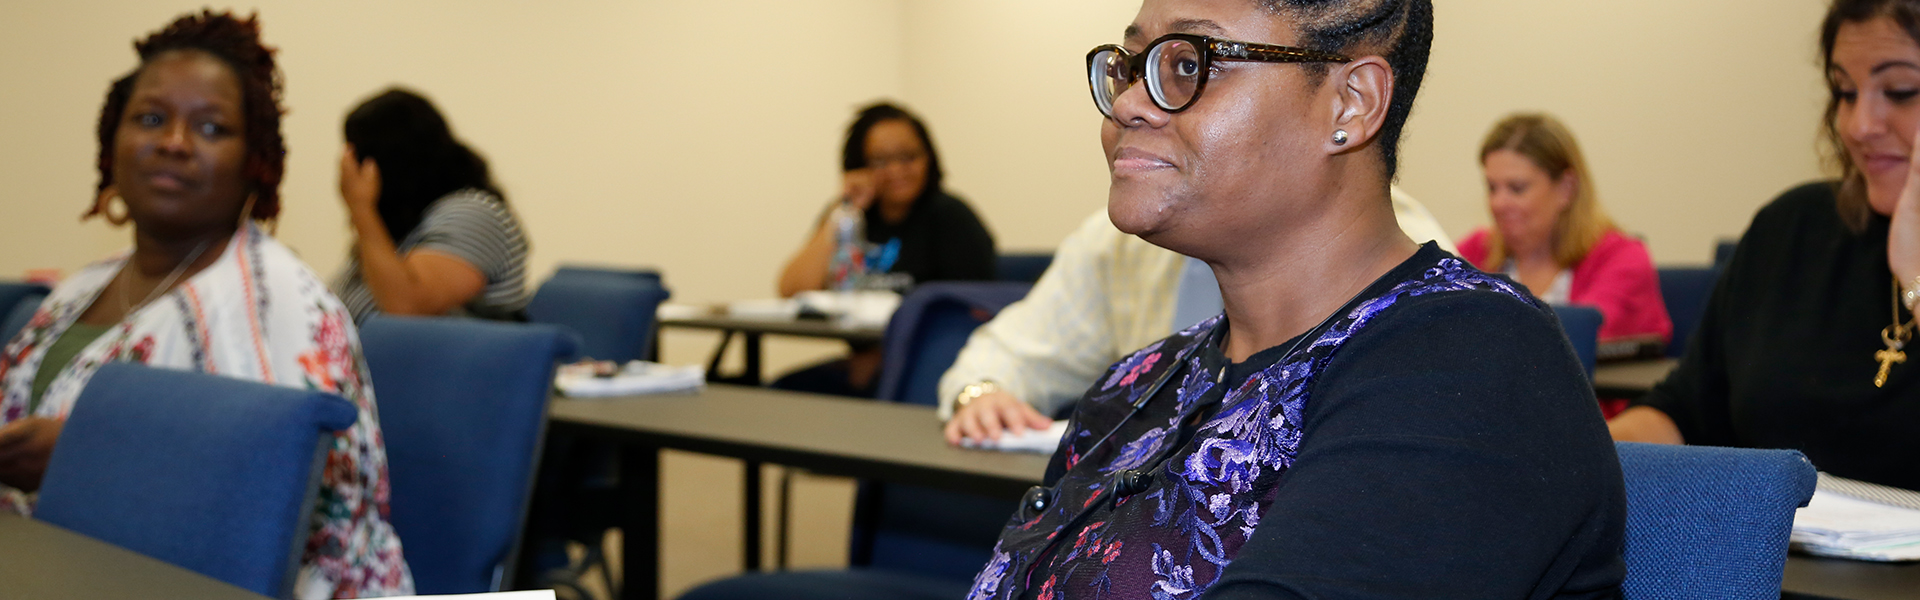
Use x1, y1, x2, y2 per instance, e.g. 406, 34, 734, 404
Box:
1458, 229, 1672, 344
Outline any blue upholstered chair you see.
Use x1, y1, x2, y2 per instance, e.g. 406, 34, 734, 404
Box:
1615, 442, 1816, 600
526, 271, 671, 364
0, 281, 50, 343
873, 282, 1033, 405
359, 316, 576, 594
1657, 267, 1718, 359
680, 282, 1031, 600
995, 252, 1053, 284
1714, 239, 1739, 271
35, 363, 358, 599
1551, 305, 1602, 378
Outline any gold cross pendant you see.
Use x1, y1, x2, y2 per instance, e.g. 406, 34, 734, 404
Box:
1876, 348, 1907, 388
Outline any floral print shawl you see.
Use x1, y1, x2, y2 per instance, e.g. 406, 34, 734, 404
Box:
967, 253, 1534, 600
0, 224, 414, 598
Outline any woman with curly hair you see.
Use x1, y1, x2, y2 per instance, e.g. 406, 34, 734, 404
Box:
0, 11, 413, 598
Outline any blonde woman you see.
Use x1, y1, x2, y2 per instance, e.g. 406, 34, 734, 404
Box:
1458, 113, 1672, 345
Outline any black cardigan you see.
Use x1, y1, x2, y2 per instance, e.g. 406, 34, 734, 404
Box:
1636, 181, 1920, 491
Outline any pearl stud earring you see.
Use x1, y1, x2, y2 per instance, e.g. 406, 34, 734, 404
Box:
1332, 130, 1349, 145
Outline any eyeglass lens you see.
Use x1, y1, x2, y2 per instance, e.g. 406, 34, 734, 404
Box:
1090, 38, 1204, 118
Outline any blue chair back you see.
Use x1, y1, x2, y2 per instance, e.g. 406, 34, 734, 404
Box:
874, 282, 1032, 406
1657, 267, 1718, 359
1714, 240, 1738, 270
995, 253, 1053, 284
36, 363, 358, 599
853, 282, 1029, 581
0, 281, 50, 343
1551, 305, 1602, 378
552, 265, 662, 285
360, 317, 577, 594
1615, 442, 1816, 600
526, 273, 671, 364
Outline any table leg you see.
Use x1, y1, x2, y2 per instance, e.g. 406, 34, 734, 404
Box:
704, 332, 734, 383
743, 332, 764, 386
619, 445, 661, 600
743, 460, 763, 571
776, 468, 793, 570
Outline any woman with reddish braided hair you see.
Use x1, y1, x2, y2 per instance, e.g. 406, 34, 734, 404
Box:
0, 10, 414, 598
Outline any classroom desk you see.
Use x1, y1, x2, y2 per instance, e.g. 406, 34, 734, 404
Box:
547, 383, 1912, 600
547, 384, 1049, 600
0, 513, 270, 600
658, 316, 886, 385
1593, 357, 1679, 398
1783, 553, 1920, 600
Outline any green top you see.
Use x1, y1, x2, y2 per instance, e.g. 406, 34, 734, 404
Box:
29, 322, 113, 415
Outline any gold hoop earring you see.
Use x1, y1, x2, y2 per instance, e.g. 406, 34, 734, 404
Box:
95, 190, 131, 226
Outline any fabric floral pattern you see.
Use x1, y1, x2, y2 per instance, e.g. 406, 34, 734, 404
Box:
0, 224, 413, 598
967, 257, 1535, 599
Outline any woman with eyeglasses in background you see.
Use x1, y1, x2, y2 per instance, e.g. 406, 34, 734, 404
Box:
772, 102, 997, 398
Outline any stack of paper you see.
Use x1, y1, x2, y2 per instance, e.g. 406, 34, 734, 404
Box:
555, 361, 705, 397
961, 420, 1070, 454
1791, 475, 1920, 561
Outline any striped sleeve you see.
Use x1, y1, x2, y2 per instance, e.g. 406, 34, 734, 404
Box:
408, 190, 531, 316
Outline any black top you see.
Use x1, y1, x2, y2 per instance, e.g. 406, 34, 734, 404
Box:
1636, 181, 1920, 491
976, 245, 1625, 600
860, 189, 997, 291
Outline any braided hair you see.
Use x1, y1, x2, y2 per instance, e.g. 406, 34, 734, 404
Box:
90, 10, 286, 221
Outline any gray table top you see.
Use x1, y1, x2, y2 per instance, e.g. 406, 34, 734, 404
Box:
1593, 357, 1679, 397
550, 384, 1917, 599
1784, 552, 1920, 600
658, 315, 886, 344
0, 513, 268, 600
548, 384, 1050, 498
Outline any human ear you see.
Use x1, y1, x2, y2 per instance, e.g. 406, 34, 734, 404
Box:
1326, 56, 1393, 156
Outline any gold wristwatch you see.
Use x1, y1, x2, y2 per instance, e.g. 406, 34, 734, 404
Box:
954, 381, 999, 411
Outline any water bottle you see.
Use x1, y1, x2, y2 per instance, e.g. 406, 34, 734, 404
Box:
828, 202, 866, 291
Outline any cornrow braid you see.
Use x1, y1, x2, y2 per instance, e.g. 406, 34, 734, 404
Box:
90, 10, 286, 221
1256, 0, 1433, 178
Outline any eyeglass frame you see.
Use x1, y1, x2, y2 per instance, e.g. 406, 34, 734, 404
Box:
1086, 33, 1352, 117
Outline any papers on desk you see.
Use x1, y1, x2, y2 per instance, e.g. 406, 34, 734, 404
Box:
961, 420, 1069, 453
1792, 474, 1920, 561
793, 290, 901, 328
555, 361, 704, 397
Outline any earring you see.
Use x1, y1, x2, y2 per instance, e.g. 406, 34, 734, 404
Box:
1332, 130, 1350, 146
92, 189, 130, 226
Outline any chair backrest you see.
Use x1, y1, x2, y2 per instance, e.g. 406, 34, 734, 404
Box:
0, 281, 50, 343
1615, 442, 1816, 600
359, 316, 576, 594
1714, 239, 1738, 270
36, 363, 358, 599
552, 264, 662, 285
526, 273, 671, 364
1657, 267, 1718, 359
873, 282, 1032, 406
995, 253, 1053, 284
854, 282, 1030, 581
1551, 305, 1602, 378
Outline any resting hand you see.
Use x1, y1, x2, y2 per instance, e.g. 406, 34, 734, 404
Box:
944, 391, 1052, 446
841, 169, 878, 211
1605, 406, 1683, 445
0, 417, 64, 492
1891, 128, 1920, 286
338, 145, 383, 215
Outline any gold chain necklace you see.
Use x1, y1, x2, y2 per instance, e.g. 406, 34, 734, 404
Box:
1876, 277, 1914, 388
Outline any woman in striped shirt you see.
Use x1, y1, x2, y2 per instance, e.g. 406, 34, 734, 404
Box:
333, 88, 531, 323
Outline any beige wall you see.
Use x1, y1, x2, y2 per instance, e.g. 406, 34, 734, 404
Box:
0, 0, 1834, 355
